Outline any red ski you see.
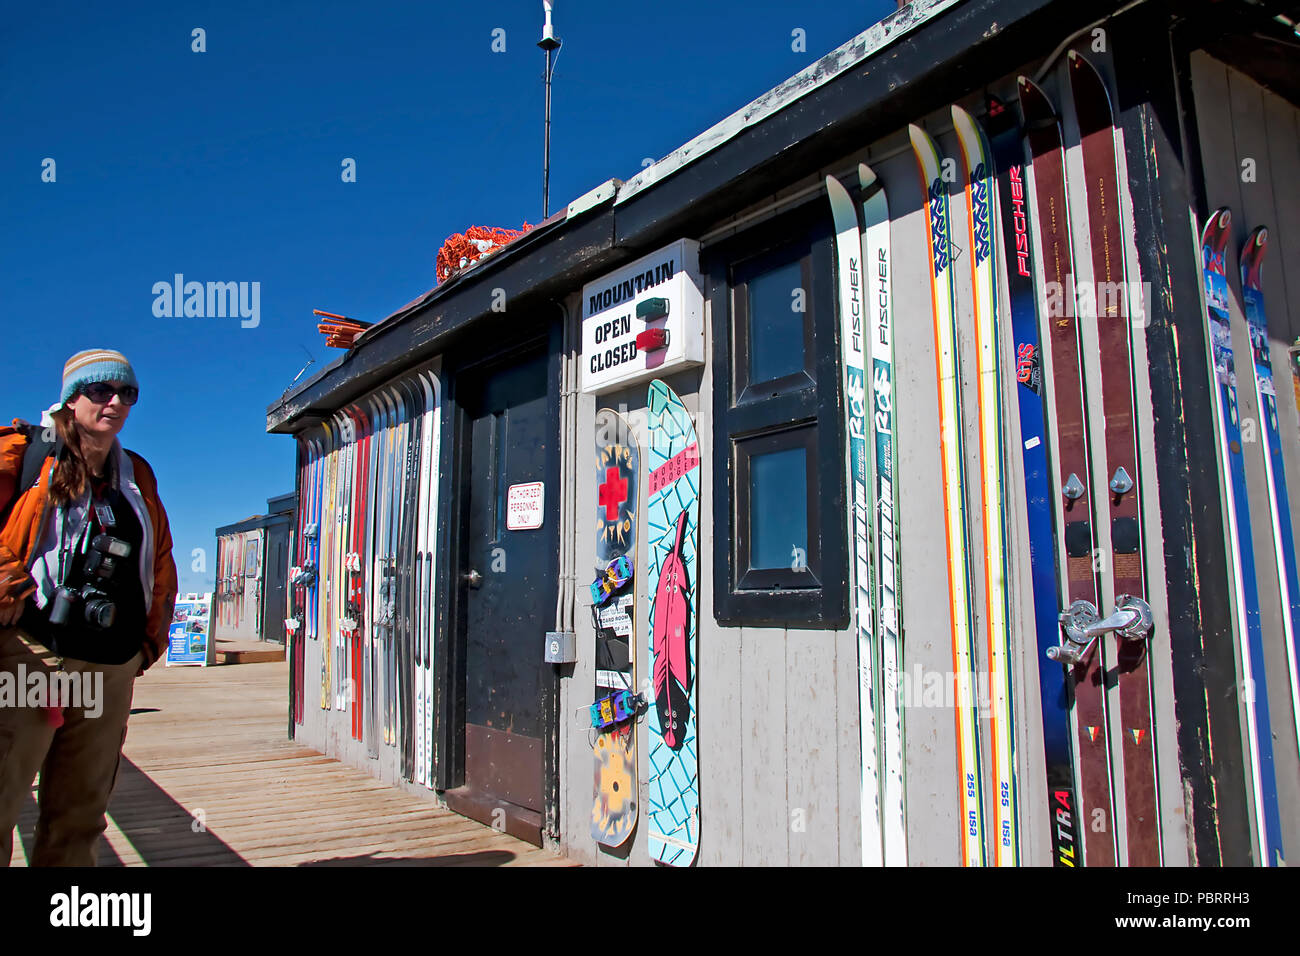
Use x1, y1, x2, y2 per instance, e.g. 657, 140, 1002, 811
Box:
1019, 75, 1118, 867
1068, 52, 1161, 866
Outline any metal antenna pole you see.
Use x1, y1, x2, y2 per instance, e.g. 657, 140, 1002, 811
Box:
539, 2, 561, 218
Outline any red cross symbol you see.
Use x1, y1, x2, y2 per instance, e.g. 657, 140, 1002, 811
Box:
598, 466, 628, 521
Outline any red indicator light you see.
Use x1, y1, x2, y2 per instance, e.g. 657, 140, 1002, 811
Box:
636, 328, 669, 351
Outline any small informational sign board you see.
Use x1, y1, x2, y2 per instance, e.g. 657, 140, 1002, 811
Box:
595, 592, 634, 692
581, 238, 704, 394
167, 593, 212, 666
506, 482, 545, 530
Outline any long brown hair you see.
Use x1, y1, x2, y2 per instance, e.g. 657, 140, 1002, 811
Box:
46, 406, 92, 506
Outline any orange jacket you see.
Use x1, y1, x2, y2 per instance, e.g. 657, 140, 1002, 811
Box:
0, 419, 178, 669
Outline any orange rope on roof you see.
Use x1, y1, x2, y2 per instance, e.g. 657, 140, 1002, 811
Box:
312, 220, 533, 351
435, 223, 533, 284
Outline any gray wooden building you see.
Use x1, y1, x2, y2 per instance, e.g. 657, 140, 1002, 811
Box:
266, 0, 1300, 865
213, 492, 296, 646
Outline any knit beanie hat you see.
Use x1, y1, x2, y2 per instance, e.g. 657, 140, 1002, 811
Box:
60, 349, 139, 405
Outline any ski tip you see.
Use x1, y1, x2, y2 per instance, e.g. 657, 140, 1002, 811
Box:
824, 173, 851, 204
1067, 49, 1097, 75
1068, 50, 1109, 99
907, 123, 930, 152
1200, 207, 1231, 248
951, 104, 982, 146
858, 163, 878, 191
1018, 74, 1048, 99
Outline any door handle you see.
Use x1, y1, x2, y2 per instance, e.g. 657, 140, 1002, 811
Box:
463, 569, 483, 589
1048, 596, 1153, 666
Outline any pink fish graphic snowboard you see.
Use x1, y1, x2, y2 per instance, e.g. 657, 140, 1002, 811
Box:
645, 381, 700, 866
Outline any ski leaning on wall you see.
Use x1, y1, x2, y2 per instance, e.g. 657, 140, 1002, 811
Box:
320, 416, 336, 712
1199, 208, 1287, 866
980, 95, 1081, 867
416, 370, 441, 789
826, 173, 882, 867
644, 380, 701, 866
1067, 52, 1161, 867
953, 104, 1020, 866
860, 163, 907, 867
1240, 227, 1300, 759
909, 123, 986, 866
365, 390, 391, 760
349, 402, 371, 744
1018, 76, 1118, 867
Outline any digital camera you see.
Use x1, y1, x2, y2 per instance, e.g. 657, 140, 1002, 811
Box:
48, 534, 131, 630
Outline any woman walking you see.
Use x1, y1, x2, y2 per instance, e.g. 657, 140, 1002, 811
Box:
0, 349, 177, 866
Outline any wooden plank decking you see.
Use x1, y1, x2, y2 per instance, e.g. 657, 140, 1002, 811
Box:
10, 660, 572, 867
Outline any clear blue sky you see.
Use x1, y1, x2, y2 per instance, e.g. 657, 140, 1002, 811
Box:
2, 0, 895, 595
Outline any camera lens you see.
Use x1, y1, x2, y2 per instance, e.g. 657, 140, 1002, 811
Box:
84, 598, 116, 629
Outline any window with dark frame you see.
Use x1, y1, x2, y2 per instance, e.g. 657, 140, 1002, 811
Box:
709, 200, 849, 628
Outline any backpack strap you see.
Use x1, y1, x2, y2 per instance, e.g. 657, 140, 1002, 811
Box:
0, 422, 62, 531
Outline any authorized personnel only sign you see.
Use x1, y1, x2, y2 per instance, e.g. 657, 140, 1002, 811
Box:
580, 238, 704, 394
506, 482, 545, 530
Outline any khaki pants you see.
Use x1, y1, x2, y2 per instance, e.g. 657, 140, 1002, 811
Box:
0, 628, 141, 866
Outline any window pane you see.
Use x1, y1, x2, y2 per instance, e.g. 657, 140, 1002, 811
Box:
748, 260, 805, 385
749, 445, 808, 570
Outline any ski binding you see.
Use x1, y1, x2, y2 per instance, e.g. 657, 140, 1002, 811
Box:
589, 689, 646, 730
589, 555, 634, 606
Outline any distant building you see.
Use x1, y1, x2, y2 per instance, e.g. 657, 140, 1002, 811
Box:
213, 492, 295, 645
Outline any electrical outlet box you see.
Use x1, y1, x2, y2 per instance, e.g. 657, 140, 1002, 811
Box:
545, 630, 576, 664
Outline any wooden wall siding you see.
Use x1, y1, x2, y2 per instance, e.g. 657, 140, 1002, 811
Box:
1191, 52, 1300, 859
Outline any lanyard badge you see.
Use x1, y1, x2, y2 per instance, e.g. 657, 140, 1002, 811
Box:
93, 499, 117, 531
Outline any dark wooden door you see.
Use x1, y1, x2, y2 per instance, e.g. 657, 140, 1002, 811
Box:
264, 526, 288, 644
448, 350, 555, 843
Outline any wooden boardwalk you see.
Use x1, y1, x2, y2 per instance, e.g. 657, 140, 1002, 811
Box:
10, 660, 572, 867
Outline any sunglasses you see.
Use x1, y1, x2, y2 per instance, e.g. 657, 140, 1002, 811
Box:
80, 382, 140, 406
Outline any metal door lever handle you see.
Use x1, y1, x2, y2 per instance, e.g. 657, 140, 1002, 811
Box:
1103, 595, 1153, 641
1048, 596, 1153, 666
1081, 606, 1140, 640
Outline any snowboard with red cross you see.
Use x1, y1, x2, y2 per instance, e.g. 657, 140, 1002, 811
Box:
591, 408, 640, 847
